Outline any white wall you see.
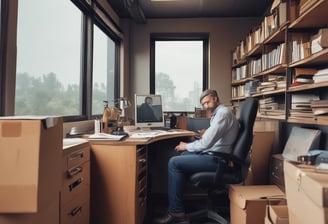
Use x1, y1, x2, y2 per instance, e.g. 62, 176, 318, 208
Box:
123, 17, 261, 106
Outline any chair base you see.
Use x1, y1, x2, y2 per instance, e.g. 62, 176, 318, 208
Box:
187, 208, 229, 224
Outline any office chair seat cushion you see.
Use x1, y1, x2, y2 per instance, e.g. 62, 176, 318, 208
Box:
190, 171, 242, 189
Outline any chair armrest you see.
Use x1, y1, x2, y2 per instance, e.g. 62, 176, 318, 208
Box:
205, 151, 237, 163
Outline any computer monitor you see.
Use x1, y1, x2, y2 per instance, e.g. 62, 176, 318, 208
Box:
135, 94, 164, 129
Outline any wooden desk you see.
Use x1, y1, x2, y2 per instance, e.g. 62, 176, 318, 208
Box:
88, 130, 194, 224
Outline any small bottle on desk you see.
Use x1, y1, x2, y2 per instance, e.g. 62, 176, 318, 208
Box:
102, 100, 109, 133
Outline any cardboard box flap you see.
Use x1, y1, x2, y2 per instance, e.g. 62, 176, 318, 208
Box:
282, 127, 321, 162
0, 116, 60, 129
267, 205, 289, 224
229, 185, 285, 209
284, 161, 328, 207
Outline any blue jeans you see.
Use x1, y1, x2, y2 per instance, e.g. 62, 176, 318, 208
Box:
167, 151, 225, 213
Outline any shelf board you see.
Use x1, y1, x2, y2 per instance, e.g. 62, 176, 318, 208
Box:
289, 0, 328, 29
252, 88, 286, 97
253, 64, 287, 77
288, 81, 328, 92
263, 25, 287, 44
246, 44, 262, 57
288, 116, 317, 124
257, 114, 285, 120
232, 57, 247, 68
231, 77, 251, 85
288, 115, 328, 125
231, 96, 247, 101
289, 48, 328, 67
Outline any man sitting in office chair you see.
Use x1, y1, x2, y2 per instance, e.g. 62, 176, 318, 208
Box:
154, 89, 239, 224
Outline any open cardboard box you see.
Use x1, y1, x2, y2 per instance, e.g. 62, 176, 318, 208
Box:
284, 160, 328, 224
229, 185, 286, 224
265, 204, 289, 224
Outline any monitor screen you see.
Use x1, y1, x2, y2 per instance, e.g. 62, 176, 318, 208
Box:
135, 94, 164, 128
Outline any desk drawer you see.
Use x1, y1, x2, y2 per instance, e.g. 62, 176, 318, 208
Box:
61, 161, 90, 204
270, 154, 285, 192
61, 189, 89, 224
64, 144, 90, 170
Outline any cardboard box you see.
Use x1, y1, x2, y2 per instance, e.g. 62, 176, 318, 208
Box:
284, 161, 328, 224
0, 117, 62, 223
229, 185, 285, 224
265, 204, 289, 224
245, 131, 275, 185
311, 28, 328, 54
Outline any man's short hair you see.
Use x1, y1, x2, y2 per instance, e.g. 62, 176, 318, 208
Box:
200, 89, 219, 102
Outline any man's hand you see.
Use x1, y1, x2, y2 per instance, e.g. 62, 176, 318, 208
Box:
175, 141, 187, 152
194, 129, 206, 139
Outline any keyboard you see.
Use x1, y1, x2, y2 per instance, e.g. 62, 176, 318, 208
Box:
150, 127, 171, 131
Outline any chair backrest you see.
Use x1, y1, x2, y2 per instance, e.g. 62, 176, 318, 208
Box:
189, 98, 259, 187
232, 98, 258, 164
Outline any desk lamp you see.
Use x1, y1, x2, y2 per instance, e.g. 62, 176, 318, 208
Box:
112, 97, 131, 135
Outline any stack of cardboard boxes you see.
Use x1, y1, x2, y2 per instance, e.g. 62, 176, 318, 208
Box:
229, 125, 326, 224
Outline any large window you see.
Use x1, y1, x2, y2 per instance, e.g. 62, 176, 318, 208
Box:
13, 0, 121, 119
151, 35, 208, 112
15, 0, 82, 116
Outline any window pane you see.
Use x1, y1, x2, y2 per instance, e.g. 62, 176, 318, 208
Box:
155, 41, 203, 112
15, 0, 82, 116
92, 25, 116, 115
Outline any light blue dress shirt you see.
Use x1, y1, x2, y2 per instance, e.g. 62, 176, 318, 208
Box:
185, 103, 239, 153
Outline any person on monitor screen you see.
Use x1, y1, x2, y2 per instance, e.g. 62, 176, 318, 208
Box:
138, 96, 158, 122
154, 89, 239, 224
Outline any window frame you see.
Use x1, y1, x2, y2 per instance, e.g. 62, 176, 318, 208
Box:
0, 0, 8, 115
149, 33, 209, 105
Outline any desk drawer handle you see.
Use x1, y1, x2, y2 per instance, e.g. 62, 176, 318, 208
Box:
69, 151, 84, 161
67, 166, 83, 177
70, 206, 82, 216
139, 158, 146, 164
69, 178, 83, 192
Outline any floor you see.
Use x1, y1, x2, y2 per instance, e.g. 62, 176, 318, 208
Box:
144, 191, 230, 224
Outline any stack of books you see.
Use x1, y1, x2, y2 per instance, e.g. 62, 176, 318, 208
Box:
259, 97, 284, 116
267, 75, 286, 90
291, 68, 317, 86
290, 93, 319, 118
311, 100, 328, 116
313, 68, 328, 83
257, 81, 277, 93
245, 80, 260, 96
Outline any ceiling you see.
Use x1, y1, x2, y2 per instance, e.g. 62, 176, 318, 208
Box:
106, 0, 274, 23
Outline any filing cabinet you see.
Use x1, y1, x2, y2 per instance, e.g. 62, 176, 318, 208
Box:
61, 140, 90, 224
270, 154, 285, 192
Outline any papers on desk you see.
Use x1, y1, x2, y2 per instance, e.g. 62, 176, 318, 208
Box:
129, 130, 178, 138
88, 133, 127, 141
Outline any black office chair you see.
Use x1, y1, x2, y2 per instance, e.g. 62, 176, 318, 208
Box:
187, 97, 258, 224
